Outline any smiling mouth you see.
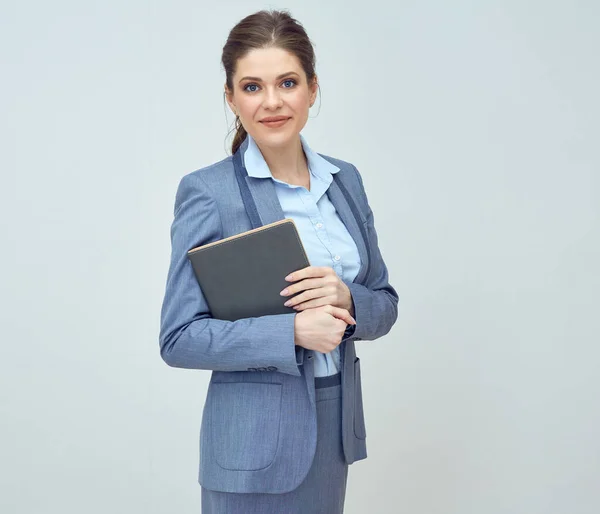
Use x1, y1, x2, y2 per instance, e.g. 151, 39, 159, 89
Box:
261, 117, 291, 126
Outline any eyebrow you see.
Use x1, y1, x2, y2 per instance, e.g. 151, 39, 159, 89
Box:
238, 71, 300, 84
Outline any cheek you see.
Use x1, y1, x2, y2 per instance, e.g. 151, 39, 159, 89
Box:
293, 98, 310, 123
238, 98, 261, 118
290, 94, 310, 111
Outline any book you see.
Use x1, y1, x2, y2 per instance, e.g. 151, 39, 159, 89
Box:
187, 218, 311, 321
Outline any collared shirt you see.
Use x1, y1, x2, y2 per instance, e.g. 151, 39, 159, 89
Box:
243, 132, 361, 376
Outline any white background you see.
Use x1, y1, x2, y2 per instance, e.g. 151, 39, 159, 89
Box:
2, 1, 599, 513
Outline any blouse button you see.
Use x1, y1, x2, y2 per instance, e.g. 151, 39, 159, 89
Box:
334, 255, 341, 261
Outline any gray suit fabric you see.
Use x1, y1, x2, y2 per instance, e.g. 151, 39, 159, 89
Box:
201, 381, 348, 513
159, 136, 399, 494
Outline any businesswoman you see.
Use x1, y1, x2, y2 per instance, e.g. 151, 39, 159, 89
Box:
159, 9, 398, 514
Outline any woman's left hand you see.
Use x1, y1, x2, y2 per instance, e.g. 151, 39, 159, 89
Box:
280, 266, 355, 317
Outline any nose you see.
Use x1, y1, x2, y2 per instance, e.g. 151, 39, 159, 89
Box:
262, 86, 283, 110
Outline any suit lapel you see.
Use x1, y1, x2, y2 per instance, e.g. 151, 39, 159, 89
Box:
244, 171, 370, 286
326, 178, 370, 285
244, 176, 285, 225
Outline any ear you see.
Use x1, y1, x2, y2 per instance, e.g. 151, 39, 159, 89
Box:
224, 85, 236, 113
310, 76, 318, 105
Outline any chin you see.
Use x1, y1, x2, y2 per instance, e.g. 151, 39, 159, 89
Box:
254, 127, 298, 146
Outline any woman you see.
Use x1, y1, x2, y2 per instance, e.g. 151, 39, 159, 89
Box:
159, 9, 399, 514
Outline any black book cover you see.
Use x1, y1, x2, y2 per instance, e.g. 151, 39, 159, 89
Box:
187, 219, 310, 321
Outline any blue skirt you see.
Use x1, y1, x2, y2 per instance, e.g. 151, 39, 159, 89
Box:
201, 373, 348, 513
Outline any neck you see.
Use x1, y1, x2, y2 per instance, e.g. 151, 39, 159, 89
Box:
254, 136, 309, 185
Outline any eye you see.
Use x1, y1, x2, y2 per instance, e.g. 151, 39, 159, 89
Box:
242, 78, 297, 93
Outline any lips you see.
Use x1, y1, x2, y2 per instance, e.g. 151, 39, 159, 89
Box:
260, 117, 290, 128
261, 116, 290, 123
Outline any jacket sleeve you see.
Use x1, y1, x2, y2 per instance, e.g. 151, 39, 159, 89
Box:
158, 172, 303, 376
342, 164, 399, 341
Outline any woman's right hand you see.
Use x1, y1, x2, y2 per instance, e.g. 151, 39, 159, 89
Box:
293, 305, 356, 354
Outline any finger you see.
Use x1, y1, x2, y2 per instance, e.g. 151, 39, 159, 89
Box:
284, 289, 317, 307
328, 306, 356, 325
281, 278, 324, 297
285, 265, 313, 282
285, 266, 332, 282
292, 297, 329, 311
303, 266, 331, 277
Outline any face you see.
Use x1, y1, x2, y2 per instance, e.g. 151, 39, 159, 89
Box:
225, 47, 318, 150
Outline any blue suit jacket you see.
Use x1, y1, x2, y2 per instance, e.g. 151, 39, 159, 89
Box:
159, 136, 399, 493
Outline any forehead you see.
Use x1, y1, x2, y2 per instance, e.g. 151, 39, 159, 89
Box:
234, 47, 303, 80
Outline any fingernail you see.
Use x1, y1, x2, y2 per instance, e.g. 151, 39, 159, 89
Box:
280, 289, 289, 296
284, 300, 291, 307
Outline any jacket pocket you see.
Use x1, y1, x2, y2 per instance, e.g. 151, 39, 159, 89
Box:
210, 382, 282, 471
353, 357, 367, 439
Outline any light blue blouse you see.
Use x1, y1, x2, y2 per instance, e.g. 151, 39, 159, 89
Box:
243, 132, 361, 377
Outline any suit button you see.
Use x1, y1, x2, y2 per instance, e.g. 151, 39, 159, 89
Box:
247, 367, 257, 372
267, 366, 277, 371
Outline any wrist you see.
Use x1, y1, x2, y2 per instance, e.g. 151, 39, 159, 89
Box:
347, 296, 355, 318
343, 284, 355, 317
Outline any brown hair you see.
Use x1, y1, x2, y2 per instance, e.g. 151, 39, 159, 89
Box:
221, 9, 319, 155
